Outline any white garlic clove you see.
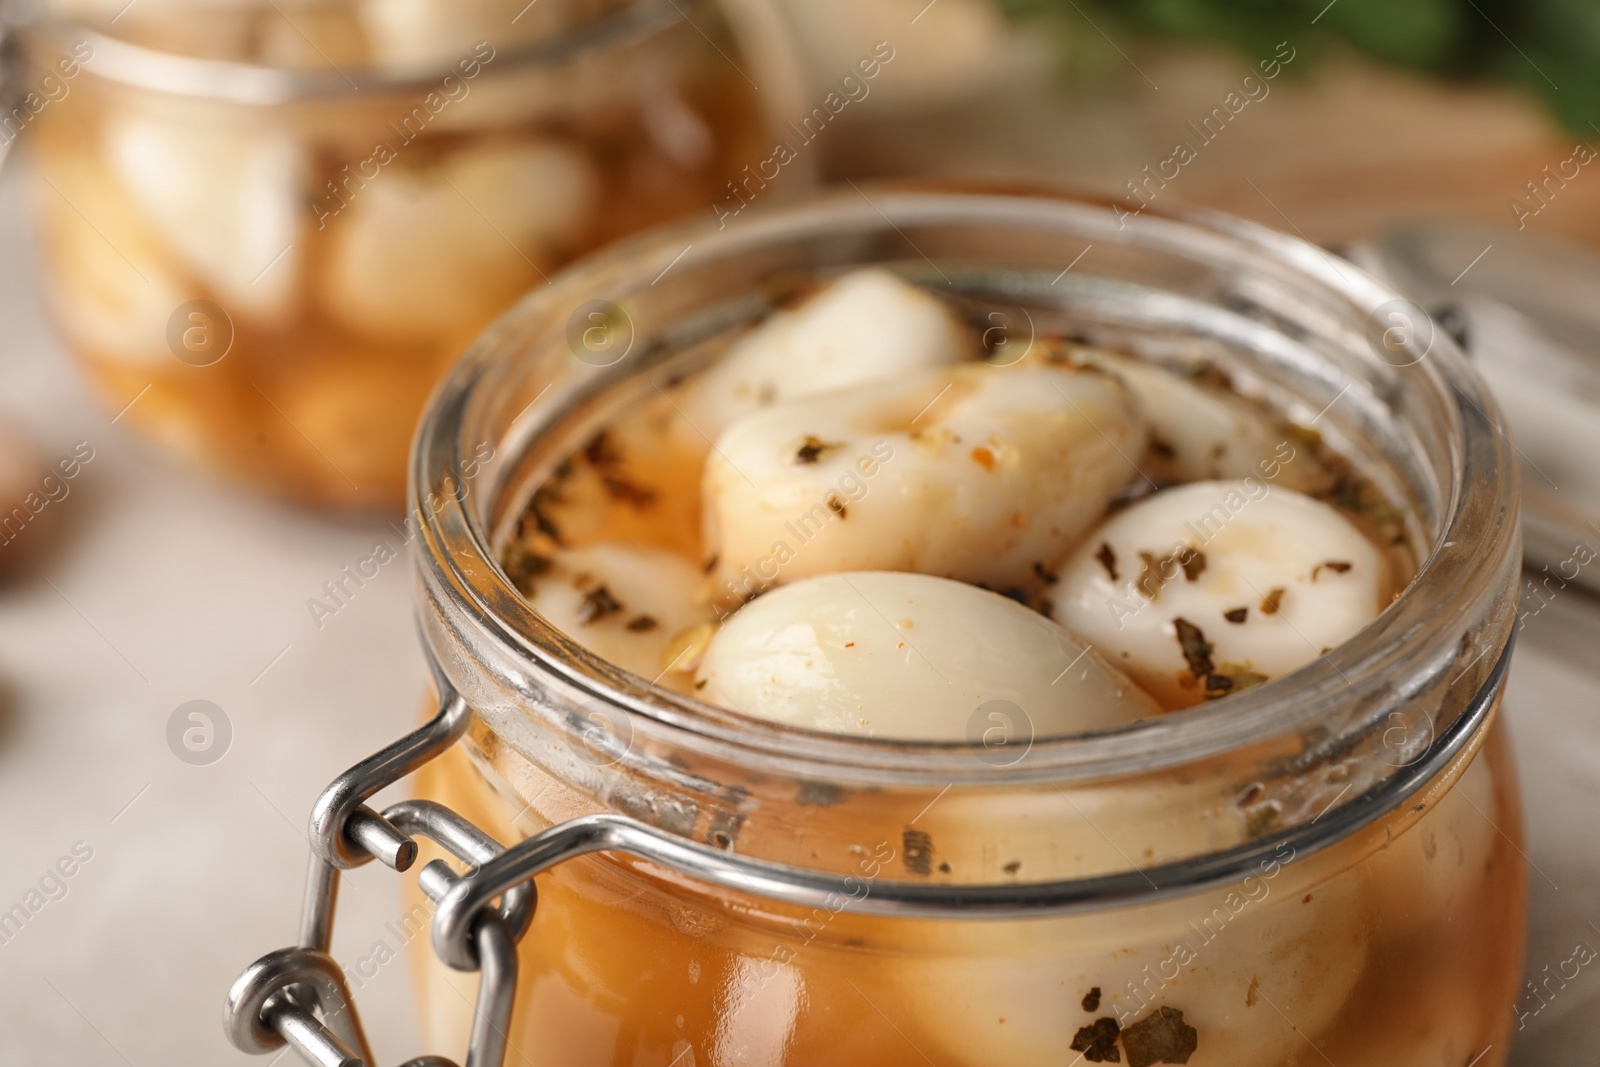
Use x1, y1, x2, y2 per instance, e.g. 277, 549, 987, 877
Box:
704, 363, 1145, 602
1074, 351, 1315, 490
514, 544, 712, 684
896, 868, 1369, 1067
105, 115, 305, 321
324, 139, 596, 342
1054, 480, 1389, 709
680, 268, 969, 440
696, 571, 1160, 739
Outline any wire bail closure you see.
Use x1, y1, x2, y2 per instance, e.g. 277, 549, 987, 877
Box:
225, 667, 534, 1067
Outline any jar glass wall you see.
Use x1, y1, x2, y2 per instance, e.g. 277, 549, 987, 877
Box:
20, 0, 766, 508
406, 188, 1525, 1065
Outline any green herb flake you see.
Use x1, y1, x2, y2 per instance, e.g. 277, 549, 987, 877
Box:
1172, 617, 1215, 680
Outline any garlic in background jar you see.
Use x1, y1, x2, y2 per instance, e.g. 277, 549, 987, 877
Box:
26, 0, 767, 509
697, 570, 1160, 737
680, 267, 969, 440
704, 362, 1144, 603
325, 140, 597, 343
105, 115, 306, 320
1054, 479, 1390, 709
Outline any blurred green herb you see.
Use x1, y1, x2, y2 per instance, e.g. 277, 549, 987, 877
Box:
1002, 0, 1600, 131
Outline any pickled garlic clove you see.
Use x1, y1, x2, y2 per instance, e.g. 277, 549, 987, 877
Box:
704, 364, 1145, 602
1075, 351, 1315, 490
511, 544, 711, 686
1053, 480, 1388, 709
680, 268, 969, 440
895, 870, 1369, 1067
105, 116, 306, 320
324, 140, 597, 342
695, 571, 1159, 739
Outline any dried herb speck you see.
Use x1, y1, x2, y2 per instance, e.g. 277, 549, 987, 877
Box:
527, 492, 563, 545
582, 429, 621, 469
1002, 859, 1022, 875
1096, 542, 1119, 581
795, 435, 841, 464
502, 545, 553, 596
1173, 618, 1215, 680
903, 829, 934, 876
1140, 548, 1202, 600
625, 615, 658, 632
1033, 561, 1058, 585
1212, 663, 1269, 696
602, 475, 657, 508
1260, 587, 1286, 615
1082, 987, 1103, 1012
1312, 560, 1353, 581
1071, 1017, 1122, 1062
1121, 1006, 1197, 1067
1138, 552, 1167, 601
826, 493, 848, 519
1223, 607, 1248, 624
577, 585, 623, 625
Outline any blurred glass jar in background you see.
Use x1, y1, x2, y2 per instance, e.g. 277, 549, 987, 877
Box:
17, 0, 766, 508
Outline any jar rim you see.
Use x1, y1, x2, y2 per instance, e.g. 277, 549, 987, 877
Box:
23, 0, 679, 105
411, 185, 1520, 795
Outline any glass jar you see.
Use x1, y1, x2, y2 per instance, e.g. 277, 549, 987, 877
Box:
404, 187, 1524, 1064
16, 0, 766, 509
